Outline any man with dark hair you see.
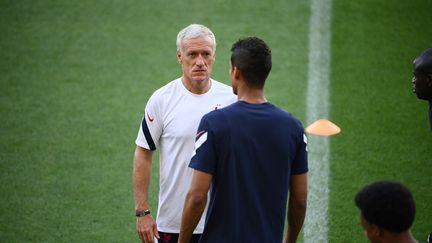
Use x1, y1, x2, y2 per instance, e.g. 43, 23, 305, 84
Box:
354, 181, 418, 243
178, 37, 308, 243
412, 48, 432, 129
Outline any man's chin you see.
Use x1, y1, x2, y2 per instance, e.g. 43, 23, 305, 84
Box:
192, 76, 210, 83
416, 92, 432, 100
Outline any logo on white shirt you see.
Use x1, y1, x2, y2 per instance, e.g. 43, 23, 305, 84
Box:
147, 112, 154, 122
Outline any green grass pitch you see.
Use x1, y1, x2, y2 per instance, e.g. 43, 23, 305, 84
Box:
1, 0, 431, 242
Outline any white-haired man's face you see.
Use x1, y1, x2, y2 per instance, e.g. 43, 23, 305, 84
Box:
177, 36, 215, 93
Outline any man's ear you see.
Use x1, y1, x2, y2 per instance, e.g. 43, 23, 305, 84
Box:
370, 224, 384, 238
177, 50, 182, 64
233, 66, 241, 80
427, 73, 432, 86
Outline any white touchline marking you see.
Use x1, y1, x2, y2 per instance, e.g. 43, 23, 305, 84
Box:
304, 0, 332, 242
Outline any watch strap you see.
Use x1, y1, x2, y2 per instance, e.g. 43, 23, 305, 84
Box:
135, 209, 151, 217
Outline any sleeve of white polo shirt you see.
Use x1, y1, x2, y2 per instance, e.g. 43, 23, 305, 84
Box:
135, 91, 164, 151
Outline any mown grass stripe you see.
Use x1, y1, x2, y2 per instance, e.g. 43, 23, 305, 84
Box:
304, 0, 332, 242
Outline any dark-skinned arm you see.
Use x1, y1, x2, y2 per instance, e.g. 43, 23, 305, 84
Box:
178, 170, 213, 243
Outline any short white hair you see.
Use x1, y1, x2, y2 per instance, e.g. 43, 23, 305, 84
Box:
176, 24, 216, 52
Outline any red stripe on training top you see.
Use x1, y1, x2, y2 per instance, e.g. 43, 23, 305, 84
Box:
196, 130, 206, 138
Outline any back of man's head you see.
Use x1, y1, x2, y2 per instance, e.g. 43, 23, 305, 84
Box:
230, 37, 272, 88
355, 181, 416, 233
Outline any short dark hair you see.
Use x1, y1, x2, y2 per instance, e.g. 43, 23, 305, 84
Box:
354, 181, 416, 233
414, 48, 432, 74
230, 37, 272, 88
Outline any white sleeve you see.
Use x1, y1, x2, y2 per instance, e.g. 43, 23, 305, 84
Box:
135, 91, 164, 151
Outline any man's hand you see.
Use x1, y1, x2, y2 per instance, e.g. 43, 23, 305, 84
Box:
134, 146, 157, 242
136, 215, 159, 243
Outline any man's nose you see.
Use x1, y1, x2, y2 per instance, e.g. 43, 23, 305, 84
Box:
196, 55, 205, 66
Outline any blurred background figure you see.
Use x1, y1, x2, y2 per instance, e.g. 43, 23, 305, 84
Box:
354, 181, 417, 243
412, 48, 432, 129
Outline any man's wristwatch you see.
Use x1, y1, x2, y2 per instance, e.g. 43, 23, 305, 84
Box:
135, 209, 151, 217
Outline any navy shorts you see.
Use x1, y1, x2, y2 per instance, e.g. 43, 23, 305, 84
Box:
158, 231, 201, 243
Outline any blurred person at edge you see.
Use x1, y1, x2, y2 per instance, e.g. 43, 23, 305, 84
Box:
354, 181, 419, 243
412, 48, 432, 129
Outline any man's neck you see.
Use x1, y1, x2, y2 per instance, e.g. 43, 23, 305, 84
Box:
382, 230, 417, 243
181, 77, 211, 94
237, 87, 266, 104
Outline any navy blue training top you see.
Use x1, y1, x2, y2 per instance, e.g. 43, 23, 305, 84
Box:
190, 101, 308, 243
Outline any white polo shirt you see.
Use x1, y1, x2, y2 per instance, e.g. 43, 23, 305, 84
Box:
136, 78, 236, 233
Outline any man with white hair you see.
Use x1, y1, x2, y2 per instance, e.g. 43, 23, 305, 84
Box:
133, 24, 236, 243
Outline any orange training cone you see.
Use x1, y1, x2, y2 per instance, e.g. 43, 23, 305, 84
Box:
305, 118, 341, 136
